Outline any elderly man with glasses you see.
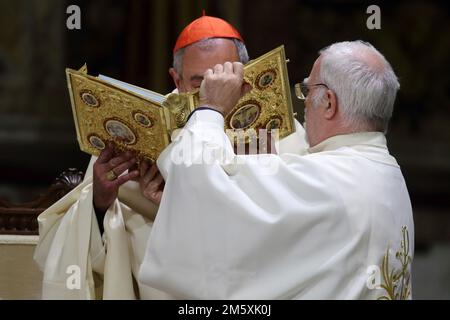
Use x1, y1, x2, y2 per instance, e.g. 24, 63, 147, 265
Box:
139, 40, 414, 299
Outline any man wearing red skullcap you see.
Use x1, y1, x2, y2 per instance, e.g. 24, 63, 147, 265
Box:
169, 15, 248, 93
89, 15, 249, 225
35, 15, 256, 300
137, 15, 253, 206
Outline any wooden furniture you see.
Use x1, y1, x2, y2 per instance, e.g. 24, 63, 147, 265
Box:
0, 169, 84, 235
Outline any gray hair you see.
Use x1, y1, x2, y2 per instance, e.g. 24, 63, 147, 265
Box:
317, 40, 400, 133
173, 38, 249, 76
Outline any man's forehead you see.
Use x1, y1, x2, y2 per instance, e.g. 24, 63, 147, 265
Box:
184, 38, 238, 58
182, 39, 239, 75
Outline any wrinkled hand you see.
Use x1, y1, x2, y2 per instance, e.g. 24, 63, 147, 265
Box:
199, 61, 251, 116
139, 161, 165, 205
93, 142, 139, 214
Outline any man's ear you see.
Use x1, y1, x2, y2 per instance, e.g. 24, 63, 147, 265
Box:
324, 90, 338, 120
169, 68, 181, 90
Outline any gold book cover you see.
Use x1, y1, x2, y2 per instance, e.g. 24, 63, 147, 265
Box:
66, 45, 295, 161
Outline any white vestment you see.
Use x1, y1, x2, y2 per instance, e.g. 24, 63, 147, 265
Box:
33, 157, 175, 299
138, 110, 414, 299
33, 112, 307, 299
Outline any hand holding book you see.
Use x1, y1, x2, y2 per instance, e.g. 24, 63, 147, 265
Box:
199, 61, 252, 116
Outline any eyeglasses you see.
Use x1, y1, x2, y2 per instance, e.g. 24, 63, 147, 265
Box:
294, 82, 329, 100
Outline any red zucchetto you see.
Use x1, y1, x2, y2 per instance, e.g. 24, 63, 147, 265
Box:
173, 15, 244, 54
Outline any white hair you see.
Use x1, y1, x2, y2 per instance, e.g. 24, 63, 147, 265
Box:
173, 38, 249, 76
317, 40, 400, 133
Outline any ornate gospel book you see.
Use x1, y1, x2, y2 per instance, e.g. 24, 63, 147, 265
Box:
66, 45, 295, 161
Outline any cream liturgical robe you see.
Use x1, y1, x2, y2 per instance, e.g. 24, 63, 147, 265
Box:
138, 110, 414, 299
33, 157, 174, 299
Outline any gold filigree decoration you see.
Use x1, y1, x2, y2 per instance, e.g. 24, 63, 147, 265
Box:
66, 46, 295, 161
378, 226, 412, 300
163, 93, 191, 128
224, 46, 295, 140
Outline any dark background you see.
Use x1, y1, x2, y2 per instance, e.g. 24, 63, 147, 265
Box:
0, 0, 449, 298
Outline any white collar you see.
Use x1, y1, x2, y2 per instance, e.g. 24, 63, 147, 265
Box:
308, 132, 399, 167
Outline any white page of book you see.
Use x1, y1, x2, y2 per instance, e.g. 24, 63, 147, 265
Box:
98, 74, 166, 105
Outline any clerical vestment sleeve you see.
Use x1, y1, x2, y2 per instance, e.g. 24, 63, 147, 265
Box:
139, 110, 357, 299
34, 154, 165, 299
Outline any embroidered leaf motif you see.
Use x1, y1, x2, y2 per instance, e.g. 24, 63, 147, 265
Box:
378, 226, 412, 300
